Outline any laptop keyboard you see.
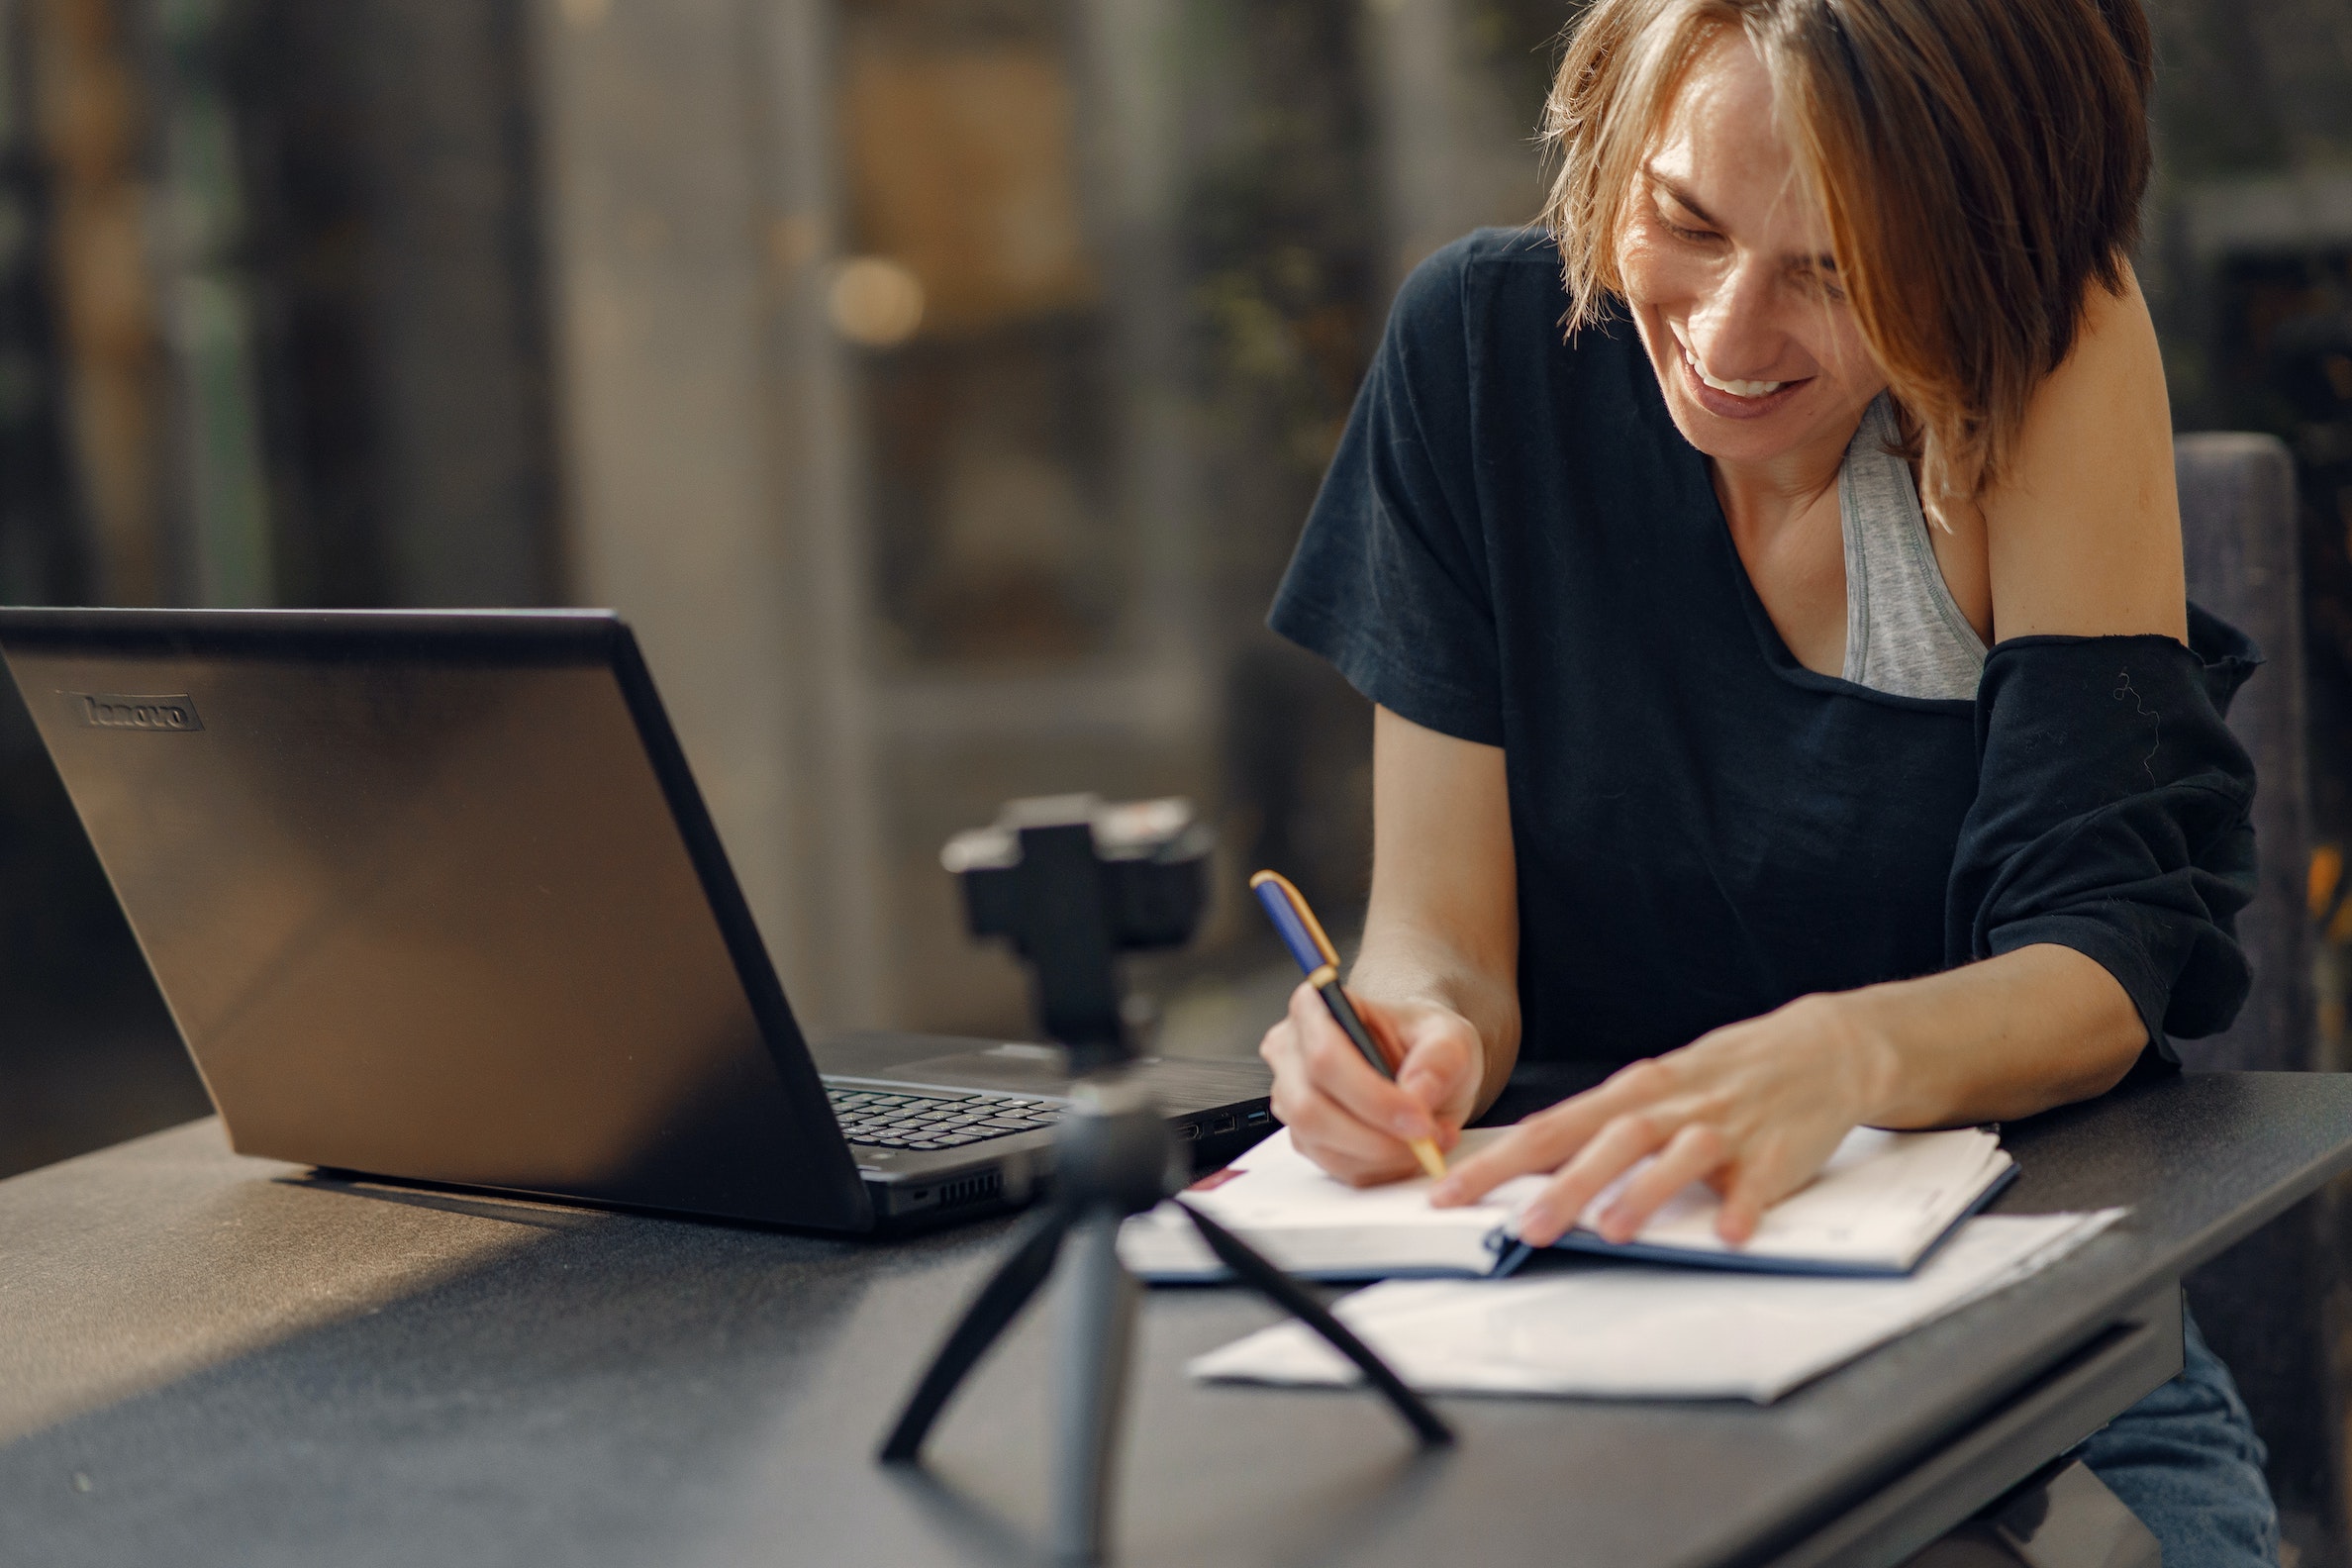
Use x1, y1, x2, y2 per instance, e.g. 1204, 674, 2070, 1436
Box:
826, 1086, 1064, 1150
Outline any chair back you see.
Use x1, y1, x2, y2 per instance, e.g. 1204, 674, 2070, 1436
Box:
2177, 433, 2313, 1072
2175, 433, 2339, 1546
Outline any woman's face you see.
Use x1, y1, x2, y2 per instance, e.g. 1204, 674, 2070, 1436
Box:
1617, 31, 1886, 474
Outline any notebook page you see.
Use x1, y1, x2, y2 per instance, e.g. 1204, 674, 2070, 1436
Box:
1552, 1127, 2012, 1272
1119, 1127, 1544, 1280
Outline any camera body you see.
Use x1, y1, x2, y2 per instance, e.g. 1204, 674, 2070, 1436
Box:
941, 794, 1212, 1070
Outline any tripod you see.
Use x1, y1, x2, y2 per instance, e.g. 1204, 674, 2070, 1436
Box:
879, 1076, 1452, 1564
883, 799, 1452, 1566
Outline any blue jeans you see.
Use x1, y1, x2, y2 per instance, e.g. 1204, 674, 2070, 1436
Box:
2075, 1305, 2281, 1567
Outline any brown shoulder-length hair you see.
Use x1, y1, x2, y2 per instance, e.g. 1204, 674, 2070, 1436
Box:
1544, 0, 2153, 506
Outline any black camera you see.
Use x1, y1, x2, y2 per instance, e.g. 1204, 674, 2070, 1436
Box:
940, 793, 1213, 1069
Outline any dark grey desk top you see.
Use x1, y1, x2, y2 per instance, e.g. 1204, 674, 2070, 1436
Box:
3, 1072, 2348, 1568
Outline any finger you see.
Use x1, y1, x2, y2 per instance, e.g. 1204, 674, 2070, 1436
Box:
1513, 1111, 1674, 1247
1596, 1122, 1724, 1242
1320, 1132, 1424, 1187
1291, 984, 1441, 1143
1257, 1003, 1308, 1075
1430, 1065, 1677, 1205
1271, 1077, 1423, 1186
1352, 992, 1410, 1074
1715, 1168, 1769, 1246
1427, 1111, 1568, 1205
1267, 1004, 1424, 1179
1389, 1022, 1477, 1121
1714, 1143, 1814, 1245
1426, 1101, 1603, 1206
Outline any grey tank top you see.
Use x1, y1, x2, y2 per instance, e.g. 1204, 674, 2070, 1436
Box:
1838, 396, 1988, 700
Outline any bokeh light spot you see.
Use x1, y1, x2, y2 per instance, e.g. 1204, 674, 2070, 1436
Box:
828, 257, 925, 348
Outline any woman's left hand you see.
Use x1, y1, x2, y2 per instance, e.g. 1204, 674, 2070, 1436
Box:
1428, 993, 1895, 1245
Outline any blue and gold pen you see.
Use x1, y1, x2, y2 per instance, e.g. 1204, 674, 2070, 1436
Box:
1249, 869, 1447, 1179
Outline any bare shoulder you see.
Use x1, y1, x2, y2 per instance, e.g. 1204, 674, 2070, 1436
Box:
1974, 269, 2188, 643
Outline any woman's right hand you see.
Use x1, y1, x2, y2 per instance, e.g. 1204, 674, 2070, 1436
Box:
1257, 982, 1483, 1185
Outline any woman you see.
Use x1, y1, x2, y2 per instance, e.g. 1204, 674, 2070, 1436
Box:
1257, 0, 2279, 1559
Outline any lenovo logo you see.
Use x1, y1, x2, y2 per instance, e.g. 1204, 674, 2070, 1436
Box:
72, 693, 204, 733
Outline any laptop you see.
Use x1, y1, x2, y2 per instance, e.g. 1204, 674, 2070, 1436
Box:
0, 608, 1273, 1232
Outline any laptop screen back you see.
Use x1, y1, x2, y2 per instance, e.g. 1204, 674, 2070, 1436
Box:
0, 611, 871, 1230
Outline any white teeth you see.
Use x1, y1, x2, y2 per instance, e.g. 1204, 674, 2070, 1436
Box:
1683, 343, 1782, 398
1667, 322, 1784, 399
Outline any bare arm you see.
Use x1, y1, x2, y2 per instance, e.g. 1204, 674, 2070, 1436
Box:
1258, 706, 1519, 1184
1979, 269, 2187, 643
1356, 707, 1521, 1107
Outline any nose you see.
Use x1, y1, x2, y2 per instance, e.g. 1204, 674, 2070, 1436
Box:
1682, 255, 1785, 382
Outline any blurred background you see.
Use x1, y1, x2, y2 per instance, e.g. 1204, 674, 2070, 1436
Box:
0, 0, 1576, 1176
0, 0, 2348, 1537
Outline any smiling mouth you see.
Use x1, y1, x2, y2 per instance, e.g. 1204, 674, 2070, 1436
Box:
1668, 322, 1795, 400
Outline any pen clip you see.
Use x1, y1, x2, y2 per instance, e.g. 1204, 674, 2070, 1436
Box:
1248, 869, 1341, 968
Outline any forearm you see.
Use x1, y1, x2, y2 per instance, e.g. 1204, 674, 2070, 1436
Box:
1845, 942, 2147, 1127
1434, 941, 2150, 1240
1355, 704, 1523, 1115
1351, 916, 1521, 1115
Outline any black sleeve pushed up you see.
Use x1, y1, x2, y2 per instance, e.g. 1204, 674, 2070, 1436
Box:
1946, 605, 2263, 1060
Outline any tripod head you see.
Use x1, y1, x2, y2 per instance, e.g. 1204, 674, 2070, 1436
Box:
941, 794, 1212, 1075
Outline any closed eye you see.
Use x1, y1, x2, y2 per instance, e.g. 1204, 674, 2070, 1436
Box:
1791, 259, 1848, 303
1645, 170, 1726, 245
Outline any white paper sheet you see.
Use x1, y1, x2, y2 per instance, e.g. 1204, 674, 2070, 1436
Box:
1188, 1210, 2124, 1403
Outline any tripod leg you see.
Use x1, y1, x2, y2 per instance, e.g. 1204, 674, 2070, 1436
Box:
1050, 1210, 1139, 1566
880, 1205, 1072, 1462
1176, 1200, 1453, 1446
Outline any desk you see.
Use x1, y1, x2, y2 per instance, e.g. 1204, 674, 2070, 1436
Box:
2, 1072, 2348, 1568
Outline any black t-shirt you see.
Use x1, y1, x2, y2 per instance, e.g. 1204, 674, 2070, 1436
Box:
1270, 228, 2258, 1067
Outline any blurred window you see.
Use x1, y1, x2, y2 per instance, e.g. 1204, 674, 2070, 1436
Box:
838, 0, 1118, 667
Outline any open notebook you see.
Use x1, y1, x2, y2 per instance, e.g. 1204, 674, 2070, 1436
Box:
1118, 1123, 2015, 1282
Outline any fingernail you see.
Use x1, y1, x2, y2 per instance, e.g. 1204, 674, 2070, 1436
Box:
1430, 1178, 1462, 1204
1392, 1113, 1430, 1139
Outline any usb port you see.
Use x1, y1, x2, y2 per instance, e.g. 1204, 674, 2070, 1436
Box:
1174, 1123, 1202, 1141
1206, 1113, 1237, 1135
1243, 1109, 1272, 1127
